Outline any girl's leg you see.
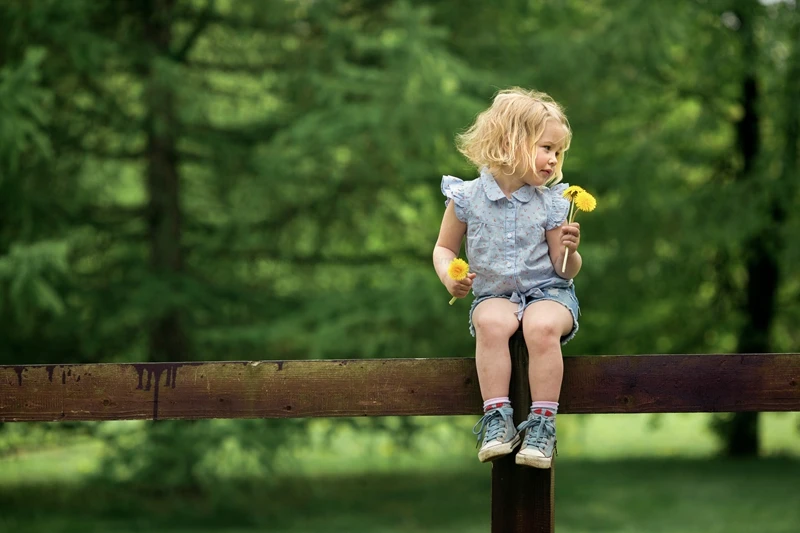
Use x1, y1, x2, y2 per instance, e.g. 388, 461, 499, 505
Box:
520, 300, 573, 402
516, 300, 573, 469
470, 298, 521, 462
472, 298, 520, 400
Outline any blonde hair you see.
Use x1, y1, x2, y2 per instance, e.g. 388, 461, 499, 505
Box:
456, 87, 572, 184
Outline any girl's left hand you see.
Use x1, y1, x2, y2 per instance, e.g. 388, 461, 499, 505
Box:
560, 222, 580, 252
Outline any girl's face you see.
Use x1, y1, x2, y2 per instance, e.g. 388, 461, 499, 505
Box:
525, 120, 568, 187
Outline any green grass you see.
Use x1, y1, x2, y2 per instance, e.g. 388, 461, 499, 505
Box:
1, 413, 798, 532
1, 459, 799, 533
280, 412, 800, 476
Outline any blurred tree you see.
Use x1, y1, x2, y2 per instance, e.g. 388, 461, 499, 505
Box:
1, 0, 488, 486
716, 0, 766, 458
710, 0, 799, 457
1, 0, 798, 473
139, 0, 190, 362
0, 5, 87, 363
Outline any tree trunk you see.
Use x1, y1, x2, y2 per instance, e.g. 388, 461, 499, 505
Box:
143, 0, 188, 362
779, 5, 800, 208
720, 0, 763, 458
722, 0, 799, 457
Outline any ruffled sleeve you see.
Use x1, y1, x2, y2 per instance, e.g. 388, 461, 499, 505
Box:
441, 175, 468, 222
545, 182, 570, 230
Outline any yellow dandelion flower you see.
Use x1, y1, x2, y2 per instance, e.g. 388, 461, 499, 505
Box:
561, 186, 597, 274
562, 185, 585, 200
447, 258, 469, 305
574, 191, 597, 212
447, 258, 469, 281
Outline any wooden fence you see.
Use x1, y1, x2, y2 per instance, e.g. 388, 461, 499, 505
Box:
2, 334, 799, 532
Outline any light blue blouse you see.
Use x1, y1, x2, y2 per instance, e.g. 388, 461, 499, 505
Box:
442, 167, 574, 319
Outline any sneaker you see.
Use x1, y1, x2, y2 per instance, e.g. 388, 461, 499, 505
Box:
515, 411, 557, 469
472, 405, 521, 463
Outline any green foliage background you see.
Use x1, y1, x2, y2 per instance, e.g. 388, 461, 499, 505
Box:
1, 0, 799, 493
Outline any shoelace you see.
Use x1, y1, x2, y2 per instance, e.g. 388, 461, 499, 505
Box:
472, 407, 513, 448
517, 414, 556, 451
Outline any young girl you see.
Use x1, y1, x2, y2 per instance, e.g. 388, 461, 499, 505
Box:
433, 88, 581, 469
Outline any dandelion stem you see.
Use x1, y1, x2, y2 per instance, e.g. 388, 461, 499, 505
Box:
449, 296, 457, 305
562, 200, 575, 273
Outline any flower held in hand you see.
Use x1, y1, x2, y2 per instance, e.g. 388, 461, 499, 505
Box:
447, 258, 469, 305
574, 191, 596, 213
561, 188, 597, 273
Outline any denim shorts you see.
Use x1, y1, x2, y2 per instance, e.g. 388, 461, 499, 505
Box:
468, 285, 581, 345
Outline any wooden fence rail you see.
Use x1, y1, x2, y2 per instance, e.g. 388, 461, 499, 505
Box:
2, 353, 798, 422
2, 343, 800, 533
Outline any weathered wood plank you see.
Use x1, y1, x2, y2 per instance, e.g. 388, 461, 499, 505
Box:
562, 353, 800, 414
0, 359, 482, 422
1, 354, 799, 422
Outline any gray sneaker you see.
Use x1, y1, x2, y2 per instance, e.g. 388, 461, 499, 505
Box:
515, 411, 557, 469
472, 405, 521, 463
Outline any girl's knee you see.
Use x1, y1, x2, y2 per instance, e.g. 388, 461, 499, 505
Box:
473, 311, 518, 339
523, 320, 563, 346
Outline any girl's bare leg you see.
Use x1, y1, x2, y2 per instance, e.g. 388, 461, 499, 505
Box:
471, 298, 521, 401
521, 300, 573, 402
515, 300, 573, 469
471, 298, 523, 462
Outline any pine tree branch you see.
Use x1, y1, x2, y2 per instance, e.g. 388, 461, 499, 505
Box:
52, 86, 140, 134
78, 72, 139, 126
188, 247, 430, 267
48, 122, 144, 161
63, 204, 146, 233
173, 7, 293, 33
177, 150, 207, 163
184, 122, 282, 145
186, 59, 282, 73
172, 0, 216, 63
78, 146, 145, 160
267, 253, 430, 267
193, 81, 269, 101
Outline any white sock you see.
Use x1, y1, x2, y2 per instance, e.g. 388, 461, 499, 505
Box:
483, 397, 510, 412
531, 401, 558, 417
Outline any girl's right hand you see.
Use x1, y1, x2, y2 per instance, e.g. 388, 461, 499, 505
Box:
448, 272, 476, 299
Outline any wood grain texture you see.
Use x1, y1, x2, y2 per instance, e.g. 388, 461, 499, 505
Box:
561, 353, 800, 413
0, 359, 482, 422
1, 353, 799, 422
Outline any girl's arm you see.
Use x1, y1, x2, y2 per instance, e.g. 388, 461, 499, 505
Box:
546, 222, 582, 279
433, 201, 474, 296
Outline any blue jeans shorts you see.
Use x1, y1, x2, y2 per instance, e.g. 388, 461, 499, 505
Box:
468, 285, 581, 345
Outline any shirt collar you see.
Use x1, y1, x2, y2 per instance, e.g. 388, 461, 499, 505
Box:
480, 167, 535, 203
512, 185, 535, 203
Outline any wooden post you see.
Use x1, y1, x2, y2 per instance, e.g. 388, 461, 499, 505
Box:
491, 331, 555, 533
